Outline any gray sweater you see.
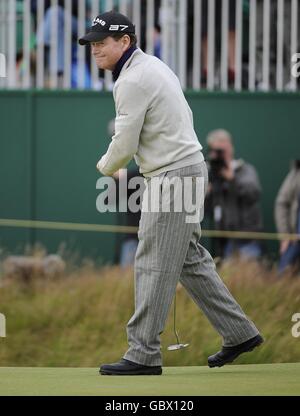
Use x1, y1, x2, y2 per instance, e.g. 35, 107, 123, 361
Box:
97, 48, 204, 177
275, 166, 300, 234
206, 159, 263, 232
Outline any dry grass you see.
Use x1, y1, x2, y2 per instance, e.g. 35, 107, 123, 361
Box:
0, 260, 300, 367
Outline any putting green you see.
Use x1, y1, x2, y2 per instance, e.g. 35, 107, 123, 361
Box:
0, 363, 299, 396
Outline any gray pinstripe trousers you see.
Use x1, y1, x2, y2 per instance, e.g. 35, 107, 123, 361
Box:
123, 161, 259, 366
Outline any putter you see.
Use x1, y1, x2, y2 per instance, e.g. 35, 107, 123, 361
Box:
167, 293, 189, 351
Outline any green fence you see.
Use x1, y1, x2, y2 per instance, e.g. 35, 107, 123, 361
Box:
1, 90, 299, 264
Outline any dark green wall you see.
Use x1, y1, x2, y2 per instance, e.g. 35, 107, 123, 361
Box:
1, 90, 299, 263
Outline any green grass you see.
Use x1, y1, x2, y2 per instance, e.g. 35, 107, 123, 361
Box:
1, 261, 300, 367
0, 363, 300, 396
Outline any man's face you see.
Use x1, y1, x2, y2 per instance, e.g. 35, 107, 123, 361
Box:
91, 36, 129, 70
208, 139, 234, 163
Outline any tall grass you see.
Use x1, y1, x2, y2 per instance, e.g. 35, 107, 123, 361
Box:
0, 261, 300, 367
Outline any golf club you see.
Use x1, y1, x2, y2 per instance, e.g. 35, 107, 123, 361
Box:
167, 292, 189, 351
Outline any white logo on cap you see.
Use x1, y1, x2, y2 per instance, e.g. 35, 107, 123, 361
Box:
92, 18, 106, 26
109, 25, 129, 31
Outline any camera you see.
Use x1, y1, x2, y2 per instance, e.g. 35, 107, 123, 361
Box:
208, 148, 227, 181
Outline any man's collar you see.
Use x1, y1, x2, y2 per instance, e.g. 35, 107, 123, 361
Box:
231, 159, 244, 170
112, 45, 137, 82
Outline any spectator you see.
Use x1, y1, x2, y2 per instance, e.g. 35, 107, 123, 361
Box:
275, 160, 300, 274
15, 1, 36, 86
255, 0, 278, 90
36, 0, 92, 88
256, 0, 300, 91
205, 129, 263, 259
282, 0, 300, 90
201, 0, 237, 86
153, 24, 161, 59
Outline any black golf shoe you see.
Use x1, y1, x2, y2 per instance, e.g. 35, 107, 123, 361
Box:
100, 358, 162, 376
208, 334, 264, 368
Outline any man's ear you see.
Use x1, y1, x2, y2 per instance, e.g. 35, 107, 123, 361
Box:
122, 34, 131, 49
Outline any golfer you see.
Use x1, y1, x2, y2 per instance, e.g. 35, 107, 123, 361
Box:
79, 11, 263, 376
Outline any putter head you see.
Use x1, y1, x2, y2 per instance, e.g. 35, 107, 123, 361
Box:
167, 343, 189, 351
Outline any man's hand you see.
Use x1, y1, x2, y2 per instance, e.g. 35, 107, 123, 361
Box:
220, 164, 234, 181
280, 240, 290, 255
112, 169, 127, 180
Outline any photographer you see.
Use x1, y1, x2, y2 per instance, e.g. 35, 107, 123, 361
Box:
275, 161, 300, 274
205, 129, 263, 259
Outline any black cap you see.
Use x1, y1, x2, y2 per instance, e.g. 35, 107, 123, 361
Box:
79, 11, 135, 45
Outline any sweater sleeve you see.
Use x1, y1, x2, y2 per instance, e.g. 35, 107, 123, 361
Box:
97, 80, 148, 176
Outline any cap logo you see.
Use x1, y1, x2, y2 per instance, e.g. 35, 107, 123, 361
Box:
92, 18, 106, 26
109, 24, 129, 31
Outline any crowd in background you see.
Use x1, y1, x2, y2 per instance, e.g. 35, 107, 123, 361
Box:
10, 0, 300, 90
13, 0, 161, 88
204, 130, 300, 276
114, 128, 300, 276
4, 1, 299, 273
